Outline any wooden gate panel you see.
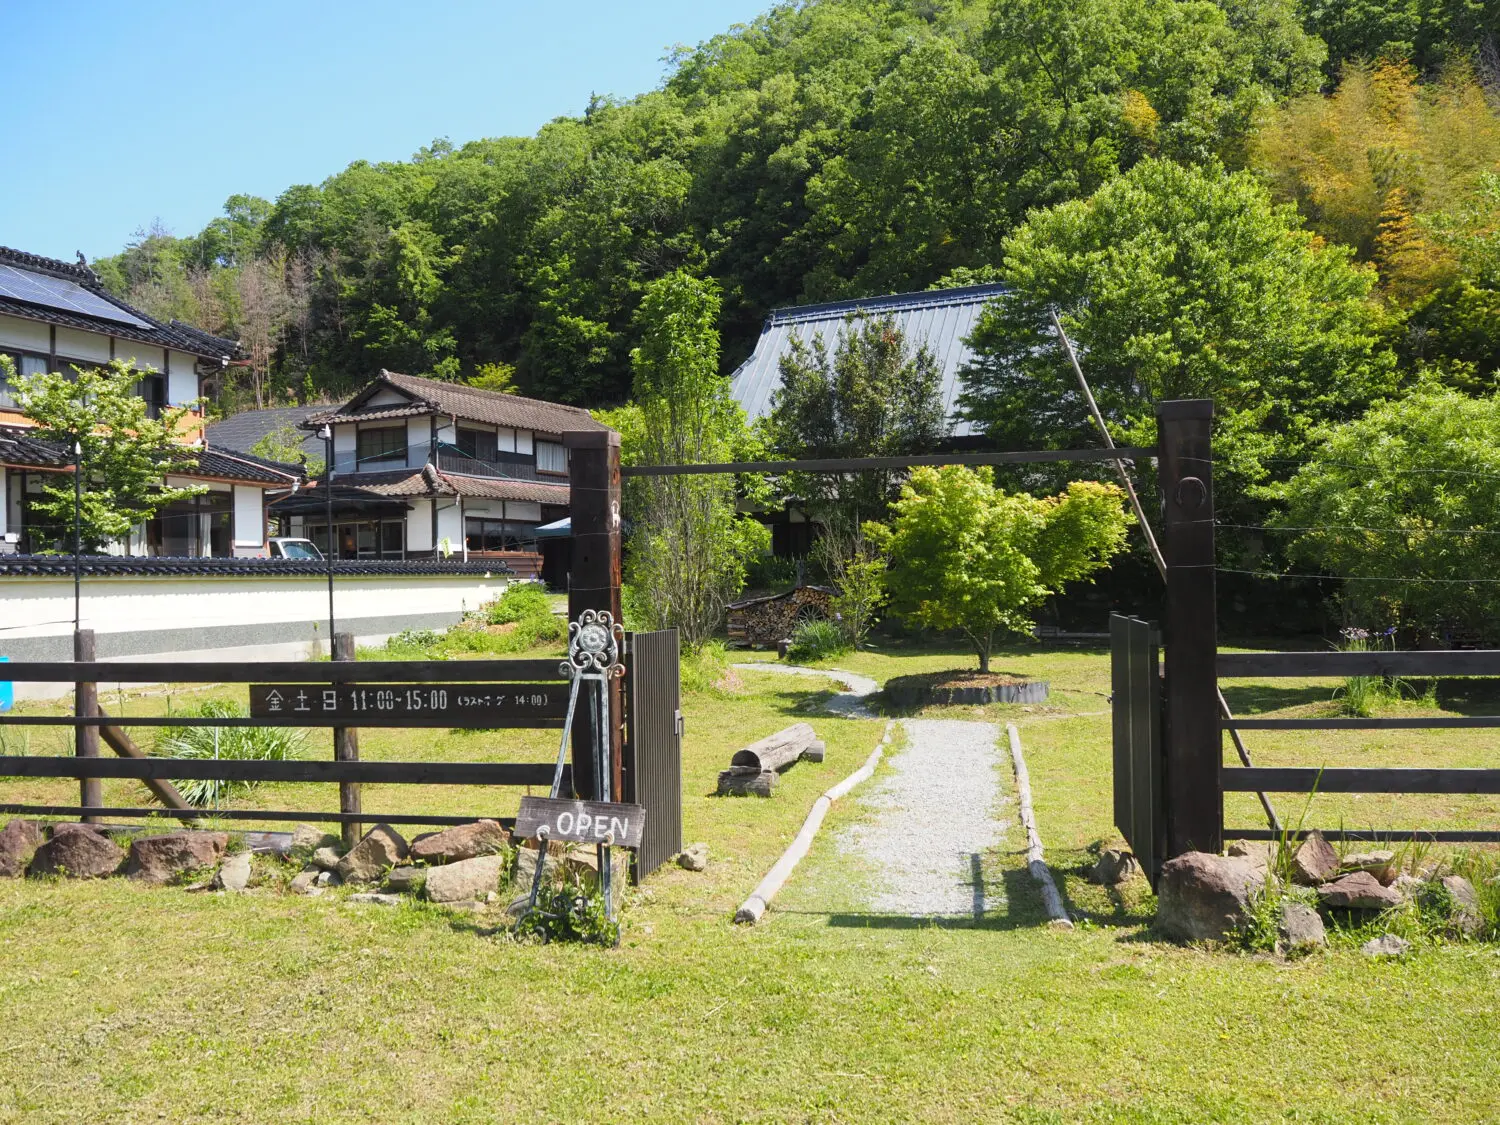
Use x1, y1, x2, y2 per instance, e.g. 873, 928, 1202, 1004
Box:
1111, 614, 1163, 881
623, 629, 682, 882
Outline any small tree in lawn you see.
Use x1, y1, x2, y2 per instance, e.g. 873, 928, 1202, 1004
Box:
8, 357, 205, 552
868, 467, 1130, 672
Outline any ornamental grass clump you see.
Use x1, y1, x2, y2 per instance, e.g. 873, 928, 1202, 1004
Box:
785, 619, 851, 663
154, 699, 307, 808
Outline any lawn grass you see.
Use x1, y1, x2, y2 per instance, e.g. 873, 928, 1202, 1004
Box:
1, 641, 1499, 1121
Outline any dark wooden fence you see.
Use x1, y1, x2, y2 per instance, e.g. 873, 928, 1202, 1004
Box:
0, 652, 570, 832
1114, 398, 1500, 864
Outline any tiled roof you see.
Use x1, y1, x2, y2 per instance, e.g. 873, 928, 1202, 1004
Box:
304, 369, 610, 436
728, 283, 1008, 439
316, 463, 571, 504
0, 555, 515, 577
0, 425, 69, 469
0, 425, 297, 484
207, 405, 328, 461
0, 246, 242, 362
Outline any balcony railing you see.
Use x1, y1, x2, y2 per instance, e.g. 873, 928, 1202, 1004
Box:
435, 445, 549, 482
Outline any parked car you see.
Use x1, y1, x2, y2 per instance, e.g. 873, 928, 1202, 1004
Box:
267, 537, 324, 560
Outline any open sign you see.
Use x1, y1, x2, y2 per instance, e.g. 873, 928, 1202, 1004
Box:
516, 796, 645, 849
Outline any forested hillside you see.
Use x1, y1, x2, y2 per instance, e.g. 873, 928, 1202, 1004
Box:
92, 0, 1500, 415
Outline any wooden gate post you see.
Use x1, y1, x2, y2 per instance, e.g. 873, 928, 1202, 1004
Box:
1157, 400, 1223, 856
332, 631, 362, 846
564, 429, 624, 801
74, 628, 102, 823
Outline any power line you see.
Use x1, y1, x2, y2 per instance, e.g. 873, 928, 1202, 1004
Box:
1221, 523, 1500, 537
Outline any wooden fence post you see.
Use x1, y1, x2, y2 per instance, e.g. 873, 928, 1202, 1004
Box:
1157, 400, 1223, 857
564, 429, 623, 801
333, 631, 361, 846
74, 628, 101, 824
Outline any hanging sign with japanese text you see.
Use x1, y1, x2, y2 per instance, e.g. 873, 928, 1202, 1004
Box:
248, 684, 567, 727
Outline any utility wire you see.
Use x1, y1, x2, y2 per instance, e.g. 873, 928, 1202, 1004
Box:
1222, 523, 1500, 537
1047, 309, 1281, 834
1220, 568, 1500, 584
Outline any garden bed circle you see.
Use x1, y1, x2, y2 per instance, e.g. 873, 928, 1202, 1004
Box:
883, 674, 1049, 708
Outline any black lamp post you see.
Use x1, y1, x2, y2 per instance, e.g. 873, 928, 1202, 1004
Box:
320, 424, 335, 650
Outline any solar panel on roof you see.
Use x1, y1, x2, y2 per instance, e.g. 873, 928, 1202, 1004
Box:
0, 263, 153, 329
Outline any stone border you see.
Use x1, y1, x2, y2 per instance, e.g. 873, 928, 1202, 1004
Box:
886, 679, 1049, 708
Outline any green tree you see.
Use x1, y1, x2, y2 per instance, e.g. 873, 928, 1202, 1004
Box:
868, 468, 1131, 672
626, 271, 768, 648
250, 424, 322, 476
960, 158, 1396, 515
766, 314, 947, 538
1272, 383, 1500, 636
8, 359, 205, 551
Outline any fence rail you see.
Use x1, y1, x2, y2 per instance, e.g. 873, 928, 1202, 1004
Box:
1218, 650, 1500, 677
0, 659, 563, 684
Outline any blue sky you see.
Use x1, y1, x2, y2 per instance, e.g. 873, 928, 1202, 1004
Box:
0, 0, 768, 263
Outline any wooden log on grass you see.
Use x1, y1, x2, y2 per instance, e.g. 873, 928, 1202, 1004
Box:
729, 723, 820, 772
718, 723, 824, 797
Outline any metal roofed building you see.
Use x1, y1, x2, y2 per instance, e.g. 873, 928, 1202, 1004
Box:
728, 282, 1008, 440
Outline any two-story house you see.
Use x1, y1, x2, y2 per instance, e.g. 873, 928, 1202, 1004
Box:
276, 370, 609, 581
0, 246, 299, 556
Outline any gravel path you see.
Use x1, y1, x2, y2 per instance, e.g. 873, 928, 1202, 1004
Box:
838, 719, 1008, 918
732, 662, 1009, 917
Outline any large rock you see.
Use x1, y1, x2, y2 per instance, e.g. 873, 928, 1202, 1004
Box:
1278, 900, 1326, 952
1156, 852, 1264, 942
214, 851, 252, 892
409, 820, 510, 865
384, 866, 427, 895
336, 824, 408, 883
1317, 871, 1401, 910
425, 854, 506, 904
1226, 840, 1271, 872
677, 843, 709, 872
29, 824, 124, 879
1290, 831, 1341, 886
311, 846, 343, 872
289, 824, 339, 855
289, 868, 321, 896
1362, 934, 1410, 958
1340, 850, 1398, 886
124, 832, 229, 883
1438, 875, 1484, 936
1089, 848, 1141, 885
0, 819, 44, 878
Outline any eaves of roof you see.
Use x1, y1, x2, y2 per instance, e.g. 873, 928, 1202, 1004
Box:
304, 369, 611, 436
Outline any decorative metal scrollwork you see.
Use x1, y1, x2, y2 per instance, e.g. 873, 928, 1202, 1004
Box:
560, 608, 625, 680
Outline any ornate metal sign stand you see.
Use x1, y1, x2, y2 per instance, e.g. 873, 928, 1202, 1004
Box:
523, 609, 628, 922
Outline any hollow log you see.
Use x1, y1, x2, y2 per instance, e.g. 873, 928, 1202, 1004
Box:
730, 723, 818, 772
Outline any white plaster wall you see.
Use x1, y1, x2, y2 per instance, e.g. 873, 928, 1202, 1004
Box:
406, 416, 429, 467
55, 327, 112, 364
368, 388, 408, 406
167, 351, 200, 404
114, 343, 162, 373
435, 500, 463, 554
435, 418, 456, 444
333, 424, 356, 473
496, 426, 515, 453
0, 570, 512, 699
508, 500, 542, 522
233, 485, 264, 548
407, 499, 433, 551
0, 314, 50, 352
516, 429, 533, 455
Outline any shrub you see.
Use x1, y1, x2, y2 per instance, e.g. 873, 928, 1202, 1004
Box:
680, 640, 731, 695
155, 699, 307, 808
484, 582, 553, 625
785, 619, 851, 663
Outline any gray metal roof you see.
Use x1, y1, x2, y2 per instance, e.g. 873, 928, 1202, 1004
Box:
207, 405, 326, 462
729, 283, 1007, 439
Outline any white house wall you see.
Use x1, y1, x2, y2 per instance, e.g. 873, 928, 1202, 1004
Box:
168, 351, 200, 404
406, 416, 429, 467
53, 326, 111, 363
435, 499, 463, 555
0, 314, 50, 353
232, 485, 265, 553
407, 499, 434, 551
0, 570, 511, 699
